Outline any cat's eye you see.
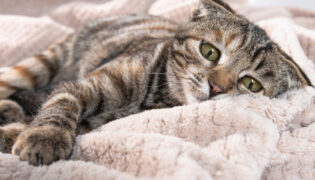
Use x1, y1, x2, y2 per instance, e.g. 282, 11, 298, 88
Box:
240, 76, 263, 93
200, 41, 221, 61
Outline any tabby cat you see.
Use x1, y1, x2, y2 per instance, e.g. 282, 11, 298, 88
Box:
0, 0, 312, 166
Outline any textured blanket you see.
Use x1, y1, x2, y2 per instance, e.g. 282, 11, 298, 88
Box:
0, 0, 315, 179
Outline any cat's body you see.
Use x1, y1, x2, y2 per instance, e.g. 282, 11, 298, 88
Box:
0, 0, 312, 166
10, 14, 180, 129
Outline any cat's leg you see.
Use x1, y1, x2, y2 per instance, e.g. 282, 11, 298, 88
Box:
0, 35, 74, 99
0, 122, 26, 153
0, 40, 73, 151
0, 100, 26, 153
0, 100, 25, 125
11, 83, 83, 165
11, 72, 125, 165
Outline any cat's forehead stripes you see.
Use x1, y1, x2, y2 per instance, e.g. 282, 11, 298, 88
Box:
254, 58, 267, 71
224, 33, 237, 48
213, 28, 223, 42
250, 42, 273, 62
223, 32, 247, 52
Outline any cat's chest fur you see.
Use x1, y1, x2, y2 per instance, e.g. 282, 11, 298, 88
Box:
75, 34, 179, 132
76, 59, 172, 133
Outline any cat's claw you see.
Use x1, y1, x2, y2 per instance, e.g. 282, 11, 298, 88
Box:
12, 126, 73, 166
36, 153, 43, 165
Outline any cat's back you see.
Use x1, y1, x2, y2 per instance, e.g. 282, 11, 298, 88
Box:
69, 14, 179, 75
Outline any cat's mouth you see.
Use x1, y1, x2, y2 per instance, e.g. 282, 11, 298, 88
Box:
208, 82, 224, 99
184, 81, 224, 104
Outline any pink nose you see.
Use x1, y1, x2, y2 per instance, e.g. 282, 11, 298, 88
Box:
209, 82, 224, 99
210, 82, 224, 94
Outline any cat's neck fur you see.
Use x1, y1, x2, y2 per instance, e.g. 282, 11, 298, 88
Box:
141, 40, 182, 110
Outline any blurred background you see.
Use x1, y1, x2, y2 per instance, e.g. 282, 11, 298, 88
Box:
0, 0, 314, 16
249, 0, 315, 11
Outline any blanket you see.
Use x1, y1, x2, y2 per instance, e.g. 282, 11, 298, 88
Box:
0, 0, 314, 179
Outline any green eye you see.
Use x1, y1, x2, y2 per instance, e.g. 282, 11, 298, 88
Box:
240, 76, 263, 93
200, 41, 221, 61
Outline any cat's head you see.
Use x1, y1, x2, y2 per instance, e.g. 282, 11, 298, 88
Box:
167, 0, 312, 104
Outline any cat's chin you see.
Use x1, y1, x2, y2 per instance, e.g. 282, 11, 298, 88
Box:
184, 92, 212, 104
195, 93, 229, 103
183, 87, 211, 104
209, 94, 230, 101
184, 93, 201, 104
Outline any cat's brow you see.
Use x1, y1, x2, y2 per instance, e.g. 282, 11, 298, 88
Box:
224, 33, 237, 47
213, 29, 223, 42
251, 42, 273, 62
225, 32, 247, 52
262, 71, 274, 78
175, 35, 202, 43
254, 58, 275, 78
236, 33, 247, 51
254, 57, 266, 71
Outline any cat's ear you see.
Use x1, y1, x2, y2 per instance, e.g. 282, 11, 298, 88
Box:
211, 0, 235, 13
192, 0, 236, 20
279, 51, 313, 88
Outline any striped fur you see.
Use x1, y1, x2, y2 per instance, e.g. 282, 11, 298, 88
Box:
0, 0, 312, 166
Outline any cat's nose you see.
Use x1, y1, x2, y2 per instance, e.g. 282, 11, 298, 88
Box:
209, 82, 224, 98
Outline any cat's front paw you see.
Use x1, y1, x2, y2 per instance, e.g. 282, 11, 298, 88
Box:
12, 126, 73, 166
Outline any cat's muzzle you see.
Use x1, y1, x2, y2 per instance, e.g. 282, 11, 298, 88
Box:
209, 82, 224, 99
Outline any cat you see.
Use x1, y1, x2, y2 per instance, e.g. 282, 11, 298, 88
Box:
0, 0, 312, 166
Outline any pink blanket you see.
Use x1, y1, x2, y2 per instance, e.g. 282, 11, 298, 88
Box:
0, 0, 314, 179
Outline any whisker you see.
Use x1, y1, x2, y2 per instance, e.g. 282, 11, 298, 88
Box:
155, 81, 181, 88
149, 72, 190, 80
